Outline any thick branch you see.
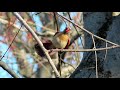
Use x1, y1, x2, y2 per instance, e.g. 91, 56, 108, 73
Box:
13, 12, 60, 77
0, 61, 19, 78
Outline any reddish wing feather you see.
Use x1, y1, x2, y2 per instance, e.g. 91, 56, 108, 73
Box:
64, 39, 70, 49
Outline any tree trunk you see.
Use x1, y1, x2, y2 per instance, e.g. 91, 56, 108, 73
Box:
70, 12, 120, 78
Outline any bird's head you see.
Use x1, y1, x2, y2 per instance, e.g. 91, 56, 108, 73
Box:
63, 27, 71, 34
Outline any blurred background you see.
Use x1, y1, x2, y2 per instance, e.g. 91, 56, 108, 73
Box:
0, 12, 84, 78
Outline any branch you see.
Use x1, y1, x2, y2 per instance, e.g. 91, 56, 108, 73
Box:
91, 35, 98, 78
56, 13, 119, 46
53, 12, 59, 32
0, 24, 22, 61
61, 60, 76, 70
13, 12, 60, 77
0, 61, 19, 78
67, 12, 85, 48
49, 45, 120, 52
104, 42, 108, 61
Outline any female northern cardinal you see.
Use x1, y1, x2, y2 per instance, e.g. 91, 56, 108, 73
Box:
35, 27, 71, 57
52, 27, 71, 49
52, 27, 71, 75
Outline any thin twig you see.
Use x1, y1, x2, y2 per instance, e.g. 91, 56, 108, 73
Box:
0, 24, 22, 61
69, 12, 85, 48
48, 45, 120, 52
80, 36, 84, 48
67, 12, 84, 63
58, 53, 62, 76
104, 42, 108, 61
68, 12, 72, 20
0, 61, 19, 78
56, 13, 119, 46
61, 59, 76, 70
57, 13, 67, 27
91, 35, 98, 78
13, 12, 60, 77
67, 12, 84, 48
53, 12, 59, 32
79, 67, 95, 71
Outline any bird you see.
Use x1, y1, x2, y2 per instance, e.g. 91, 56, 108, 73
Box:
34, 27, 71, 76
52, 27, 71, 76
34, 27, 71, 58
52, 27, 71, 49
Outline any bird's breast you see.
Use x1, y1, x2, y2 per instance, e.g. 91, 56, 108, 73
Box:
52, 34, 69, 49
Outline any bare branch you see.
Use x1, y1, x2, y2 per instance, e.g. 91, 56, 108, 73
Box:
53, 12, 59, 32
61, 60, 76, 70
104, 42, 108, 61
91, 35, 98, 78
13, 12, 60, 77
49, 45, 120, 52
56, 13, 119, 46
0, 24, 22, 61
0, 61, 19, 78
